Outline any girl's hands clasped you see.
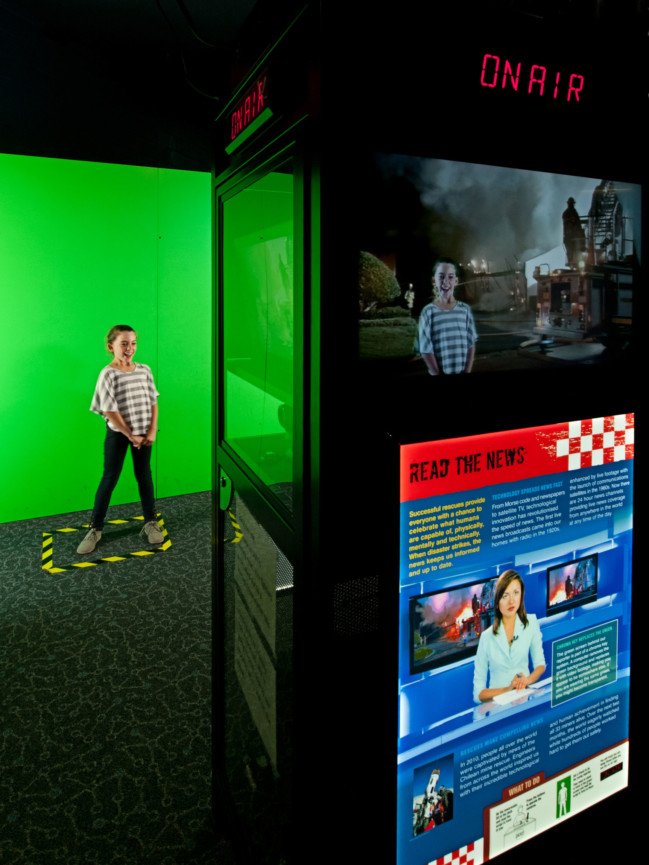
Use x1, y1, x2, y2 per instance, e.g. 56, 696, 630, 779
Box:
142, 429, 156, 447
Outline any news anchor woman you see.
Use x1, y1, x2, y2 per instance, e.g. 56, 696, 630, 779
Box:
473, 570, 545, 703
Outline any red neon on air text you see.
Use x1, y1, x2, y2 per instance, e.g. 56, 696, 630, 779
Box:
480, 53, 584, 102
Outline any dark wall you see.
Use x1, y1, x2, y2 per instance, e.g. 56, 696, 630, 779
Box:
0, 0, 217, 169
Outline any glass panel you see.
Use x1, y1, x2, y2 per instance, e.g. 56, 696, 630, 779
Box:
222, 166, 294, 507
222, 492, 293, 863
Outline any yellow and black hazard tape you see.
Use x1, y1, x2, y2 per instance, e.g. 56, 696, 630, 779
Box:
225, 508, 243, 544
41, 514, 171, 572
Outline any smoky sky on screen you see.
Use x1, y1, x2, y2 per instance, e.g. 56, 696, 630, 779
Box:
373, 154, 641, 277
397, 415, 633, 865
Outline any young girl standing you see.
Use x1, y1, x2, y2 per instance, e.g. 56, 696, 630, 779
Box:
77, 325, 163, 555
419, 258, 478, 375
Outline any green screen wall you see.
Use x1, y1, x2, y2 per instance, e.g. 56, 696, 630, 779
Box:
0, 152, 211, 523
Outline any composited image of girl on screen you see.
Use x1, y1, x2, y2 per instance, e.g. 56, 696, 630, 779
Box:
358, 155, 641, 377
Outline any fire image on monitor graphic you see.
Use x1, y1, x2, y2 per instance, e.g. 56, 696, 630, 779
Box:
547, 553, 598, 616
410, 577, 497, 675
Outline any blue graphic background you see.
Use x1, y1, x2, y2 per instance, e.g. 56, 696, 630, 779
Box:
398, 461, 633, 865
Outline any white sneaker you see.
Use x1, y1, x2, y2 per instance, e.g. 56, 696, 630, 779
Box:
141, 520, 164, 545
77, 528, 102, 555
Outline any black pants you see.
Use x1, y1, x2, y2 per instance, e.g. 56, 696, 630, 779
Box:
90, 427, 156, 529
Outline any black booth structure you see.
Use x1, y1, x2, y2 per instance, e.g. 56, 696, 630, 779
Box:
211, 4, 642, 864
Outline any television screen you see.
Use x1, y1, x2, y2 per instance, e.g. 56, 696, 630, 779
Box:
547, 553, 598, 616
410, 577, 498, 675
359, 154, 641, 374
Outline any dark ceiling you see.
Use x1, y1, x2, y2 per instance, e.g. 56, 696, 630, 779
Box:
10, 0, 256, 48
0, 0, 306, 169
1, 0, 644, 172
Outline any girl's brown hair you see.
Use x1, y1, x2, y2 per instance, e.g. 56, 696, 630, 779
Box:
105, 325, 136, 352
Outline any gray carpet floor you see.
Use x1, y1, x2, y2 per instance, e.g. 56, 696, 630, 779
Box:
0, 492, 236, 865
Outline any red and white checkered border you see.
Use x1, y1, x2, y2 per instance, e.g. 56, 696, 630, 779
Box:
556, 414, 634, 470
428, 840, 484, 865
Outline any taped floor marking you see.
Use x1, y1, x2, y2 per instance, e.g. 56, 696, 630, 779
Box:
226, 509, 243, 543
41, 514, 172, 572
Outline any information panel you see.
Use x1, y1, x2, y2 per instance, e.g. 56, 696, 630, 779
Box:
398, 415, 633, 865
